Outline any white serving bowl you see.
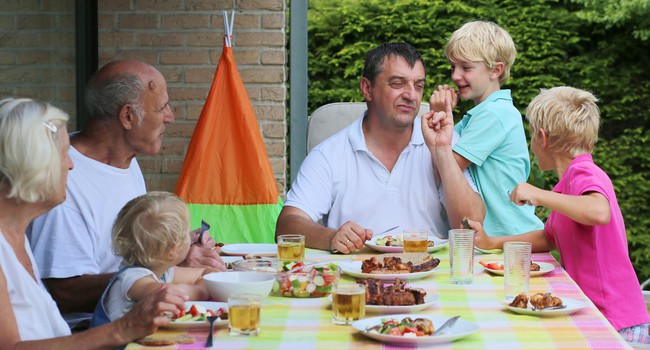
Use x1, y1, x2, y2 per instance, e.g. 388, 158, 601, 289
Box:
203, 271, 275, 302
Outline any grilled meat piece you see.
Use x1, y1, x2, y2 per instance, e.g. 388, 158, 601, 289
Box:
530, 292, 563, 309
413, 318, 435, 335
405, 287, 427, 304
380, 291, 416, 306
408, 257, 440, 272
358, 278, 383, 305
357, 278, 427, 306
361, 257, 381, 273
530, 262, 541, 271
509, 293, 529, 308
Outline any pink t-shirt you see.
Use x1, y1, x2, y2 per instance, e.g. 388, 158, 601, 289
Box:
544, 154, 649, 330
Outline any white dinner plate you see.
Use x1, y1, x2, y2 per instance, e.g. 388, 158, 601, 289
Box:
327, 293, 438, 314
353, 314, 479, 345
220, 243, 278, 257
339, 261, 439, 281
502, 297, 589, 317
482, 261, 555, 277
162, 301, 228, 329
365, 233, 449, 254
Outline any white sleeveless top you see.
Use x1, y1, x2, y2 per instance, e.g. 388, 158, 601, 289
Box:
0, 231, 70, 340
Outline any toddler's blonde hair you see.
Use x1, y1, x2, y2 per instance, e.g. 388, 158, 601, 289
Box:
112, 191, 190, 268
525, 86, 600, 157
445, 20, 517, 85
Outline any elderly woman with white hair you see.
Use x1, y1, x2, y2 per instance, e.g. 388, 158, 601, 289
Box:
0, 98, 188, 349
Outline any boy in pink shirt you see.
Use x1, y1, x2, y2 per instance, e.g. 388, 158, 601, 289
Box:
472, 86, 649, 347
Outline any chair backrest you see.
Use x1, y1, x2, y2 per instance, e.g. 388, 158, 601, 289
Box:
306, 102, 431, 153
642, 278, 650, 308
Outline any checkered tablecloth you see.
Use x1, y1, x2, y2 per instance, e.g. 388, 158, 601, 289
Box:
126, 248, 632, 349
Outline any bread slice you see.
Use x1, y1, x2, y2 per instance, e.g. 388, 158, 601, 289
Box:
136, 331, 195, 346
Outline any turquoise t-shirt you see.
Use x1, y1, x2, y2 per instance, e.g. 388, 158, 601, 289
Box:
453, 90, 543, 236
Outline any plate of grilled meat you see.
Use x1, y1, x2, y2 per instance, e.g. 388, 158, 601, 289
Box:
340, 253, 440, 281
503, 292, 588, 316
359, 278, 437, 313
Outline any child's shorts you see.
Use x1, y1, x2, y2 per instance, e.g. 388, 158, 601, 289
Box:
620, 323, 650, 349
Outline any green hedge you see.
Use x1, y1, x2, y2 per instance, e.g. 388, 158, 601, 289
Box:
306, 0, 650, 282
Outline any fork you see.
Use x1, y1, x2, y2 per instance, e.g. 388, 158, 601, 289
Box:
532, 304, 566, 311
193, 220, 211, 246
205, 315, 218, 347
432, 315, 460, 335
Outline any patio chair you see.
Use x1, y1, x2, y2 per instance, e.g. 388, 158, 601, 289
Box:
306, 102, 430, 153
642, 278, 650, 310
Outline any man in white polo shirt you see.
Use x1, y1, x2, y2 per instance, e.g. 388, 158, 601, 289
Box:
276, 42, 485, 253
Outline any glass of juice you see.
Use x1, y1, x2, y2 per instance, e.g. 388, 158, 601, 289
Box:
331, 283, 366, 325
277, 234, 305, 261
228, 293, 261, 336
403, 229, 429, 253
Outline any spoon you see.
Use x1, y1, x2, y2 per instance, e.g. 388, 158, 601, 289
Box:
432, 315, 460, 336
205, 315, 218, 347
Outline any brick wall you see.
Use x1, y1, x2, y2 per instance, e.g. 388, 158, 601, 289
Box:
0, 0, 288, 195
99, 0, 288, 194
0, 0, 77, 126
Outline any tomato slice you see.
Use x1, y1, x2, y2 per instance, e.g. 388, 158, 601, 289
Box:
189, 304, 200, 317
480, 261, 504, 270
403, 326, 424, 336
487, 262, 504, 270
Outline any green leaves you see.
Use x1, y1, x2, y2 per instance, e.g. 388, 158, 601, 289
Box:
307, 0, 650, 282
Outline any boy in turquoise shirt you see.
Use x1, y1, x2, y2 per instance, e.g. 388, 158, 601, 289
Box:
430, 20, 543, 235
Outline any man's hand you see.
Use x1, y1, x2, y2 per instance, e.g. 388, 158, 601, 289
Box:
330, 221, 372, 254
466, 218, 497, 251
179, 229, 227, 271
422, 90, 455, 151
429, 85, 458, 112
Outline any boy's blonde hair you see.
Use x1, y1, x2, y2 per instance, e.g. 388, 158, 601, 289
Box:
525, 86, 600, 157
445, 20, 517, 85
112, 191, 190, 268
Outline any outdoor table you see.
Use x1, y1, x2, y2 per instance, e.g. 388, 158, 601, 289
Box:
126, 247, 632, 349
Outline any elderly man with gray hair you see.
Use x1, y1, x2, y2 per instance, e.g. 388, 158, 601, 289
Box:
27, 60, 226, 330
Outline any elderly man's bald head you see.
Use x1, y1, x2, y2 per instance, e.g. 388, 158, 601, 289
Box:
84, 60, 165, 124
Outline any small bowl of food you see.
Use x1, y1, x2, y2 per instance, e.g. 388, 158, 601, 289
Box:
203, 271, 275, 302
232, 259, 340, 298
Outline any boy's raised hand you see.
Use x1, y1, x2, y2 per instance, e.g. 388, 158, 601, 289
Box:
429, 85, 458, 112
422, 90, 455, 150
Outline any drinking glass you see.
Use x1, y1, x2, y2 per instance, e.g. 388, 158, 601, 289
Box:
504, 242, 532, 298
228, 293, 261, 336
277, 234, 305, 261
449, 229, 475, 284
331, 283, 366, 325
402, 229, 428, 253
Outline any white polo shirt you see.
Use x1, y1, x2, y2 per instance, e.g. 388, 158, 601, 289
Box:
285, 115, 476, 238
